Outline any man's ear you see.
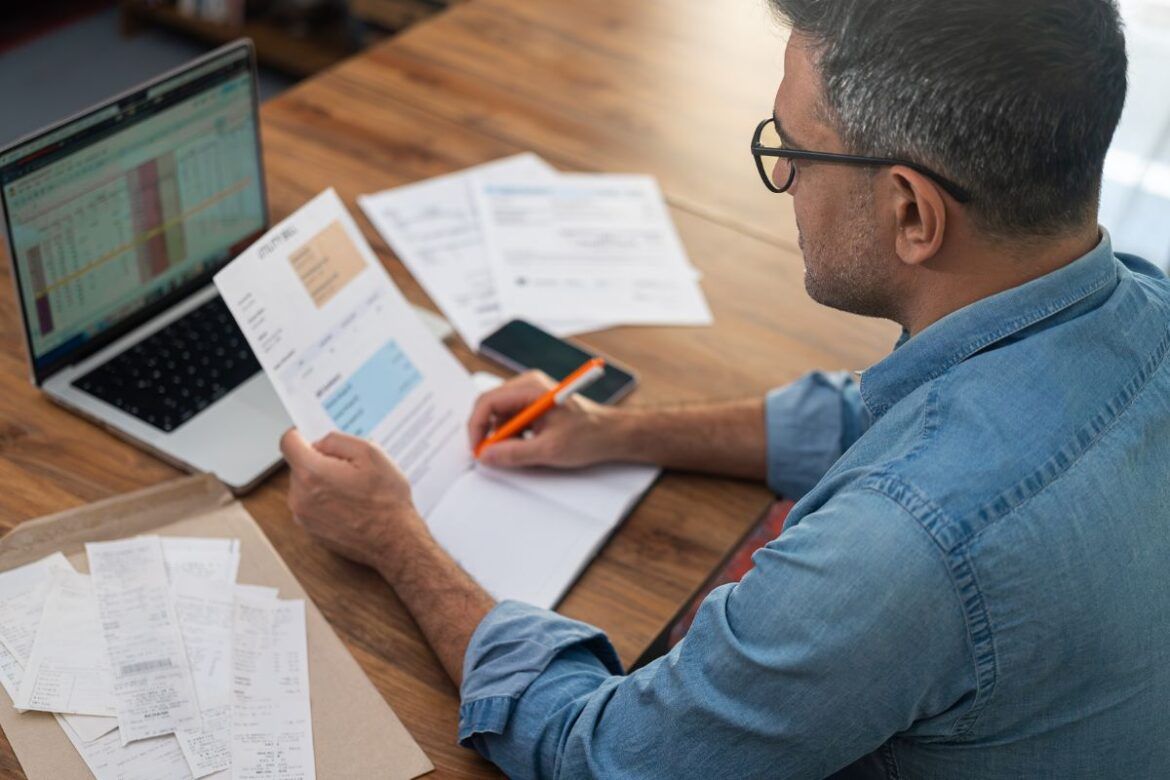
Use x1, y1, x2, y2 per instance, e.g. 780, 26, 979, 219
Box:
887, 165, 946, 267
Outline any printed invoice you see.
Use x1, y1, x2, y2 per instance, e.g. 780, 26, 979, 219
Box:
216, 188, 474, 516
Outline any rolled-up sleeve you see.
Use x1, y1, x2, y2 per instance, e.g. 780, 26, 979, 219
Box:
765, 370, 871, 498
458, 488, 977, 779
459, 600, 623, 753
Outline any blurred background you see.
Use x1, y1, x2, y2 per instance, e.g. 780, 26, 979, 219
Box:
0, 0, 462, 123
1102, 0, 1170, 268
1, 0, 1167, 267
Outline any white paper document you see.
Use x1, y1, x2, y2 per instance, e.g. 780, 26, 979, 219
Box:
0, 557, 189, 778
15, 569, 116, 717
0, 581, 58, 686
215, 188, 476, 516
361, 155, 712, 346
161, 537, 241, 584
231, 595, 314, 780
0, 536, 317, 779
0, 629, 22, 705
359, 153, 610, 348
216, 191, 660, 609
59, 716, 194, 780
0, 554, 119, 743
0, 553, 72, 698
172, 578, 278, 778
0, 552, 71, 600
475, 173, 712, 327
87, 536, 203, 744
0, 585, 119, 742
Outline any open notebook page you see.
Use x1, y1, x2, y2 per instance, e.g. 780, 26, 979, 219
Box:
426, 373, 660, 609
469, 372, 660, 528
426, 471, 601, 609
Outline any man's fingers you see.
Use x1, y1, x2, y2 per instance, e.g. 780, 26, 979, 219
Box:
467, 371, 555, 447
478, 437, 546, 469
466, 398, 495, 448
282, 429, 357, 493
314, 431, 370, 461
280, 428, 325, 474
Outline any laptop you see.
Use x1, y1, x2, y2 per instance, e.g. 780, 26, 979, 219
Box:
0, 41, 290, 493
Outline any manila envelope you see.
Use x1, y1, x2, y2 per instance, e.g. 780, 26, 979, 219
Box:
0, 472, 433, 779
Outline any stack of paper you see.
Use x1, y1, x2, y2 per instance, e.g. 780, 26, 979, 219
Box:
358, 153, 713, 349
0, 537, 313, 780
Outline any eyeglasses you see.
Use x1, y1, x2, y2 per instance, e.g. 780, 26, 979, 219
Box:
751, 117, 971, 203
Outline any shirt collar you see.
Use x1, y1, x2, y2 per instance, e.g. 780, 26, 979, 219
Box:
859, 230, 1121, 419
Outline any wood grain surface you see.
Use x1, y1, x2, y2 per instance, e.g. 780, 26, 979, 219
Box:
0, 0, 898, 776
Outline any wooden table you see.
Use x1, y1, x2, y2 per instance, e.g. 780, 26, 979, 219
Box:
0, 0, 897, 776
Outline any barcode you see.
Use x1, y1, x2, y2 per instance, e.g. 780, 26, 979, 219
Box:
119, 659, 173, 676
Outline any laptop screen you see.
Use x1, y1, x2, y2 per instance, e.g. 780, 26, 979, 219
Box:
0, 44, 267, 382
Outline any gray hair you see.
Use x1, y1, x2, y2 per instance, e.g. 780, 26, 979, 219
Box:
769, 0, 1128, 239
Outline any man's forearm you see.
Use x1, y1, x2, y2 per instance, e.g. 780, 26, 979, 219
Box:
370, 399, 767, 684
606, 399, 767, 479
376, 513, 496, 687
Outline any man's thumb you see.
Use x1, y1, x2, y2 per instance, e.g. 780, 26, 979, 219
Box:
315, 431, 371, 461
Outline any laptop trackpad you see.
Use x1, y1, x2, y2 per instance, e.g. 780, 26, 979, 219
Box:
175, 375, 290, 491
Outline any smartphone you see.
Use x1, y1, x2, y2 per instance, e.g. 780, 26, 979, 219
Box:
478, 320, 637, 404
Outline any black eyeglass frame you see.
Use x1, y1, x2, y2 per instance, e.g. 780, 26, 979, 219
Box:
751, 117, 972, 203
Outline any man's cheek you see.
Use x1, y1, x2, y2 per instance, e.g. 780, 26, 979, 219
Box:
792, 194, 828, 259
792, 196, 809, 251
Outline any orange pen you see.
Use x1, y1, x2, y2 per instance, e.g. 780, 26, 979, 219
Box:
474, 357, 607, 458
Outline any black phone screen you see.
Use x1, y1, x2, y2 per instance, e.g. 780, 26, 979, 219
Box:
478, 320, 636, 404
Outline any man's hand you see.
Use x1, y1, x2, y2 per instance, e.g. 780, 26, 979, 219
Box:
279, 428, 496, 686
279, 429, 422, 573
468, 370, 619, 469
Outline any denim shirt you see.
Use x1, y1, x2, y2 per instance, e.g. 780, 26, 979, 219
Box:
458, 232, 1170, 779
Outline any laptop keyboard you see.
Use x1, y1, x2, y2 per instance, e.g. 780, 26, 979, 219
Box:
73, 296, 261, 433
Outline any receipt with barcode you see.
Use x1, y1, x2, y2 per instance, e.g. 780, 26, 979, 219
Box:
87, 536, 202, 744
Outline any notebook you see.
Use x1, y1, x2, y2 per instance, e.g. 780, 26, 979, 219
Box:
214, 188, 658, 609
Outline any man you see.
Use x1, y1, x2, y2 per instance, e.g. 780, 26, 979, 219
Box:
280, 0, 1170, 776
